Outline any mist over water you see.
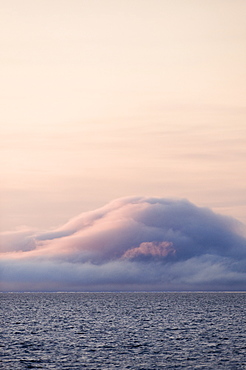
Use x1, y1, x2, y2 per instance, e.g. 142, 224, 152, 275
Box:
1, 197, 246, 291
1, 292, 245, 369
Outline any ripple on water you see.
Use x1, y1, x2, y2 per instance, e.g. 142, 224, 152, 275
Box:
1, 292, 246, 369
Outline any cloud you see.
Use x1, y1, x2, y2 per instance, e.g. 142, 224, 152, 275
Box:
122, 241, 175, 260
0, 227, 37, 253
1, 196, 246, 291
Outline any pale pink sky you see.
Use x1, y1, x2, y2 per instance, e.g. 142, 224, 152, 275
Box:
1, 0, 246, 231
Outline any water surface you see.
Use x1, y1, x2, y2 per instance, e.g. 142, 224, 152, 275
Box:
1, 292, 245, 369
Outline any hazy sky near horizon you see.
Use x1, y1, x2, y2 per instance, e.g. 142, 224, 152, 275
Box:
1, 0, 246, 232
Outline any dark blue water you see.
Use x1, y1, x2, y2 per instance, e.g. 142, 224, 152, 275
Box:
1, 292, 245, 369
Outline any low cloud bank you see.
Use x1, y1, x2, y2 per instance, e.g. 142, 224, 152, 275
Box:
1, 197, 246, 291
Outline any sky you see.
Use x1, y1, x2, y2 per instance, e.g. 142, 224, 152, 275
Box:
0, 1, 246, 291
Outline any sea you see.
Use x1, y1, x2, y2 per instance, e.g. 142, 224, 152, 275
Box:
0, 292, 245, 369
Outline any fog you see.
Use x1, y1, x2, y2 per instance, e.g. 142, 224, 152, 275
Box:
1, 197, 245, 291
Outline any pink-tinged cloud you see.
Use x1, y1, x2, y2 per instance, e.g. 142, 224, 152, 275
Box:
122, 241, 175, 259
0, 197, 246, 291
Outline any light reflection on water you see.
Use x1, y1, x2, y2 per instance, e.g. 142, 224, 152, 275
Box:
1, 292, 246, 369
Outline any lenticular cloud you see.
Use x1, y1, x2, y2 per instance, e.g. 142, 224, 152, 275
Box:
1, 197, 246, 291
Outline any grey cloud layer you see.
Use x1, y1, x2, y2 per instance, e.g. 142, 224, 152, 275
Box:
1, 197, 246, 291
